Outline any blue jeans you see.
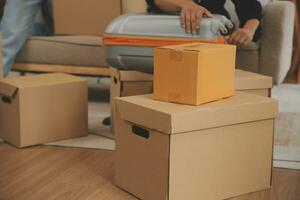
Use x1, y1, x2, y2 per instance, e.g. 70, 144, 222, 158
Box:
0, 0, 44, 77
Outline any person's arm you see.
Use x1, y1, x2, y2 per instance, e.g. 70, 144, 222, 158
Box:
147, 0, 212, 34
229, 0, 262, 46
228, 19, 260, 46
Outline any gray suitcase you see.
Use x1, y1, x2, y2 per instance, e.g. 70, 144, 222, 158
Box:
103, 13, 234, 73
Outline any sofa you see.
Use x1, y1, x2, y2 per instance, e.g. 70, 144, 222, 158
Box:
13, 0, 295, 84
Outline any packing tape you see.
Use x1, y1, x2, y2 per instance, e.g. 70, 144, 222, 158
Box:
168, 93, 181, 102
169, 50, 183, 62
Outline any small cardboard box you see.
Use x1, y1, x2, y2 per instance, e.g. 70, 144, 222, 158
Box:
153, 43, 236, 105
0, 73, 88, 148
53, 0, 121, 36
115, 92, 278, 200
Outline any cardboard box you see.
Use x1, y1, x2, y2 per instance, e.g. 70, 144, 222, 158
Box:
0, 73, 88, 148
110, 68, 272, 133
110, 67, 153, 129
153, 43, 236, 105
235, 69, 273, 97
115, 92, 278, 200
53, 0, 121, 36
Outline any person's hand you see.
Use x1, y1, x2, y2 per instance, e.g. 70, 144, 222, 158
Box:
180, 1, 213, 34
228, 28, 255, 47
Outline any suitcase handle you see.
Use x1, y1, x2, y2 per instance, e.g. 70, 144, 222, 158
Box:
211, 16, 235, 36
132, 125, 150, 139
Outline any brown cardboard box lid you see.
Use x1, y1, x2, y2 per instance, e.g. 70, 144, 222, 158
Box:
0, 73, 86, 90
0, 73, 86, 99
0, 81, 18, 97
235, 70, 273, 90
116, 92, 278, 134
110, 67, 153, 82
110, 69, 270, 88
119, 71, 153, 82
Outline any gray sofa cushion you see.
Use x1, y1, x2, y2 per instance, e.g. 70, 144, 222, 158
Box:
16, 36, 109, 67
16, 36, 260, 73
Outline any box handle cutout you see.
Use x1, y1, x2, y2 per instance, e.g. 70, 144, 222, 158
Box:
1, 96, 12, 104
132, 125, 150, 139
113, 77, 118, 84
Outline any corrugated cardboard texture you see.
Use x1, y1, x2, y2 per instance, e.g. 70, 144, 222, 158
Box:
0, 73, 88, 147
53, 0, 121, 36
117, 92, 278, 134
169, 120, 274, 200
115, 117, 169, 200
153, 43, 236, 105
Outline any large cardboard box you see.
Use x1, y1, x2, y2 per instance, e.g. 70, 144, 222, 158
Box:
53, 0, 121, 36
153, 43, 236, 105
110, 68, 272, 133
115, 92, 278, 200
0, 73, 88, 148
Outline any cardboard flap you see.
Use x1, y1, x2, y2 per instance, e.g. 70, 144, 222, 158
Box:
0, 73, 86, 89
168, 44, 208, 52
0, 82, 18, 98
235, 70, 273, 90
116, 92, 278, 134
119, 71, 153, 82
158, 42, 235, 52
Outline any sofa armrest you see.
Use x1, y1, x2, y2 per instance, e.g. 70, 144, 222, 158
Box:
259, 1, 295, 84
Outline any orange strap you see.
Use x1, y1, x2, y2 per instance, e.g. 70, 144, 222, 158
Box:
103, 35, 226, 47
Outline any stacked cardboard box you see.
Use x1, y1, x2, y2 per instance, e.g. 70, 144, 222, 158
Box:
110, 69, 272, 133
153, 43, 236, 105
110, 68, 153, 129
114, 43, 278, 200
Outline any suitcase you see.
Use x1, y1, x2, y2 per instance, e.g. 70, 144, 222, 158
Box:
103, 13, 234, 73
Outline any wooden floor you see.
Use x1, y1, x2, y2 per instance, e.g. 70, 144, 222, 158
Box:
0, 143, 299, 200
